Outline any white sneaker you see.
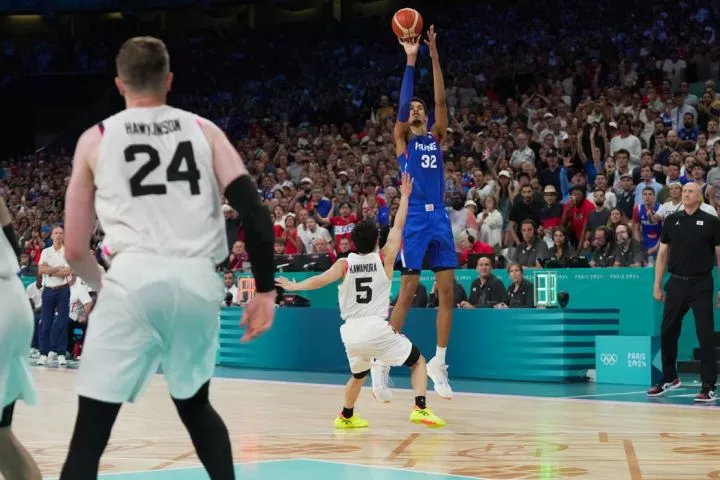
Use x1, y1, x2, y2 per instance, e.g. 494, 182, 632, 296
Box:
57, 355, 67, 367
29, 348, 39, 358
427, 357, 453, 399
370, 360, 392, 403
37, 355, 47, 366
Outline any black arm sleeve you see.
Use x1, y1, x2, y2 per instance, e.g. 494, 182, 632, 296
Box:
2, 225, 21, 258
224, 175, 275, 293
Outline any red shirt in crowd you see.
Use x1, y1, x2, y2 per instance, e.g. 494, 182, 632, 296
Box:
459, 240, 494, 266
330, 215, 356, 244
562, 198, 594, 242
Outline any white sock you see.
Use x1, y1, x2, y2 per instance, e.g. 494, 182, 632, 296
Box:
435, 346, 447, 364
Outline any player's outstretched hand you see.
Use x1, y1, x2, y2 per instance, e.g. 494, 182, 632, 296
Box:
275, 277, 298, 291
240, 290, 277, 343
400, 172, 414, 197
423, 25, 438, 58
398, 35, 420, 58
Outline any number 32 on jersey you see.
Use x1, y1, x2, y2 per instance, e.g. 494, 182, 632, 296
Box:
421, 154, 438, 169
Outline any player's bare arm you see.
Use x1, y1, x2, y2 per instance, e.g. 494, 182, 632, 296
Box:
394, 37, 419, 157
425, 25, 447, 144
276, 259, 347, 291
0, 195, 21, 258
200, 118, 277, 342
64, 126, 104, 291
653, 241, 669, 301
381, 173, 413, 279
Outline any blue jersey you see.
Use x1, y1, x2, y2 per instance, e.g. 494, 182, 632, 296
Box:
399, 133, 445, 208
638, 203, 662, 251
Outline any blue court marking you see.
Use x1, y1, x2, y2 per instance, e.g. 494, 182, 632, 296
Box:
212, 366, 714, 407
61, 459, 480, 480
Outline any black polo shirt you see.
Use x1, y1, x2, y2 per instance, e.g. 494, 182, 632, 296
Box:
661, 208, 720, 276
509, 199, 543, 234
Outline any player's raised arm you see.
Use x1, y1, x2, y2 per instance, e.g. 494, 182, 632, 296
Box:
64, 126, 104, 291
394, 37, 420, 157
201, 118, 276, 341
276, 259, 347, 292
425, 25, 447, 144
381, 173, 413, 278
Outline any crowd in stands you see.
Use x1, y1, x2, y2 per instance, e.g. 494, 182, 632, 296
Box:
2, 0, 720, 281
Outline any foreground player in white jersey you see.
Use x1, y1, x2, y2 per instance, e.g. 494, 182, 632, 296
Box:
277, 174, 445, 429
0, 196, 42, 480
60, 37, 277, 480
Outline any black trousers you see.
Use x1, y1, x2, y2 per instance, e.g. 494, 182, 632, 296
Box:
661, 274, 717, 388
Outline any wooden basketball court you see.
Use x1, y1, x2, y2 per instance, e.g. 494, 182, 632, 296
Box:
11, 368, 720, 480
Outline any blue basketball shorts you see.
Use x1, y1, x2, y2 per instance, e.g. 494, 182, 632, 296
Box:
399, 207, 457, 273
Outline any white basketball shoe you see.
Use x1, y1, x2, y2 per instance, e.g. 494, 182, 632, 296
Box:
427, 356, 453, 399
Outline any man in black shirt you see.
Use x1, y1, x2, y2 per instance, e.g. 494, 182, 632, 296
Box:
648, 182, 720, 402
508, 185, 543, 247
459, 256, 505, 308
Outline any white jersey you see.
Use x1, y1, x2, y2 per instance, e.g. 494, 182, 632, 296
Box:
338, 252, 390, 321
94, 106, 227, 264
0, 229, 19, 278
69, 281, 93, 321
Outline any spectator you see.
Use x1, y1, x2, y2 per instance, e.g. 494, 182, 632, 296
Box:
632, 187, 662, 259
589, 226, 616, 268
510, 219, 548, 268
582, 189, 611, 249
615, 173, 636, 220
428, 279, 467, 308
282, 215, 301, 255
610, 116, 643, 169
391, 283, 428, 308
562, 185, 594, 247
538, 185, 563, 243
496, 263, 534, 308
613, 223, 646, 267
547, 226, 576, 264
459, 256, 505, 309
222, 270, 239, 306
313, 237, 337, 264
298, 217, 332, 254
37, 226, 71, 367
458, 230, 493, 267
228, 241, 249, 271
336, 237, 353, 258
67, 273, 93, 360
634, 164, 663, 205
18, 251, 37, 277
477, 195, 503, 249
508, 184, 543, 247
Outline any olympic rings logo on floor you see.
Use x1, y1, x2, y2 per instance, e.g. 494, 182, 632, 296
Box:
600, 353, 618, 366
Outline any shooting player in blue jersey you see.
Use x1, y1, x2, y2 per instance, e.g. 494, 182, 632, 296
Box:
370, 26, 454, 401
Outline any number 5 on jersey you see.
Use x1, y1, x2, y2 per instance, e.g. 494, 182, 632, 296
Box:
421, 154, 437, 168
125, 141, 201, 197
355, 277, 373, 304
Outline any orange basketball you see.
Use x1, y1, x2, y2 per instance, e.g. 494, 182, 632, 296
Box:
392, 8, 423, 40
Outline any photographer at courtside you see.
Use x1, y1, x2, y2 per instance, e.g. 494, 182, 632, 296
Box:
648, 182, 720, 402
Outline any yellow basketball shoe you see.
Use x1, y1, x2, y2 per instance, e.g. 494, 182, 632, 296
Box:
410, 407, 446, 428
334, 414, 369, 429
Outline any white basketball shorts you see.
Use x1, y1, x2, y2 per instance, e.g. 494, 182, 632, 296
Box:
339, 316, 413, 374
0, 275, 37, 409
76, 253, 224, 403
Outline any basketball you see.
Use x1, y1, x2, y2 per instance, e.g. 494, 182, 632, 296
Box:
392, 8, 423, 40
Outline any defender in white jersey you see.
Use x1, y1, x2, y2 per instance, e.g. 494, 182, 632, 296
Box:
277, 174, 445, 429
60, 37, 277, 480
0, 196, 42, 480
